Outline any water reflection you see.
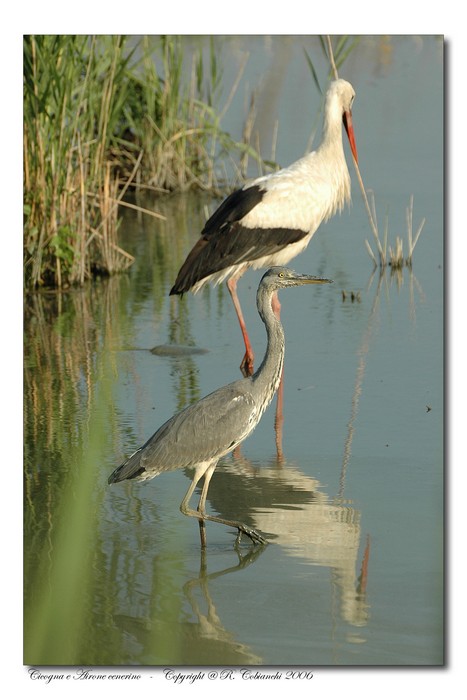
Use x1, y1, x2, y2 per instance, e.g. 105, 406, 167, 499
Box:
103, 484, 268, 665
338, 264, 426, 494
107, 548, 264, 665
23, 33, 443, 666
366, 265, 426, 320
181, 548, 264, 664
24, 194, 430, 664
106, 448, 369, 664
204, 454, 370, 630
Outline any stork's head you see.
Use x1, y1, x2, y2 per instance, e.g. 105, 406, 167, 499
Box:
326, 79, 358, 164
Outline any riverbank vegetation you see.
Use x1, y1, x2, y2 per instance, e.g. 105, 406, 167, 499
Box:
24, 34, 422, 290
23, 35, 262, 289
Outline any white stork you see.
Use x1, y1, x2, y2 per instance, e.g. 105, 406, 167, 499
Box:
170, 78, 358, 376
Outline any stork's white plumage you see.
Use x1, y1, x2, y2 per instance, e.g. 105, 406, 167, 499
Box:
170, 79, 358, 375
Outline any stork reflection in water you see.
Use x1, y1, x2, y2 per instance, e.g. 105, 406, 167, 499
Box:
109, 267, 332, 547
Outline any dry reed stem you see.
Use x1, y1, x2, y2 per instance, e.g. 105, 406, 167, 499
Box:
365, 194, 426, 270
240, 92, 257, 177
406, 195, 426, 263
325, 36, 425, 271
114, 199, 167, 221
326, 36, 339, 80
325, 37, 381, 255
219, 51, 249, 121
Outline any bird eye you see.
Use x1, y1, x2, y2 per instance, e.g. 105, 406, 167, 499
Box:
279, 272, 284, 277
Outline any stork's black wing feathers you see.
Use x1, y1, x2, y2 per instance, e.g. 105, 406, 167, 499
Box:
201, 184, 265, 237
170, 184, 307, 294
170, 223, 306, 294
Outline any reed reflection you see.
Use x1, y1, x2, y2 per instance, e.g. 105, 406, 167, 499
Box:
24, 277, 145, 665
338, 263, 425, 497
104, 519, 265, 665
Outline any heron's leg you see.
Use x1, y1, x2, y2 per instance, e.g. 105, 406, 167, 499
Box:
179, 463, 214, 548
201, 512, 267, 546
199, 520, 207, 548
197, 464, 216, 548
180, 463, 267, 546
197, 463, 216, 515
226, 276, 254, 377
180, 464, 208, 537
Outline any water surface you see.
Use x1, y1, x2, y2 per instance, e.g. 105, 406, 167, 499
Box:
24, 35, 443, 667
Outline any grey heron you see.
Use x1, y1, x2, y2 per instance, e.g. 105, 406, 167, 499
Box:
170, 79, 357, 376
108, 266, 332, 547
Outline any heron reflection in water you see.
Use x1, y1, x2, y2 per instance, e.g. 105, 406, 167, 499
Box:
108, 266, 332, 547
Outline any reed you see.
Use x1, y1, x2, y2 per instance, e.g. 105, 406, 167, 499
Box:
24, 36, 137, 288
24, 35, 261, 289
308, 35, 426, 272
304, 35, 360, 94
364, 193, 426, 270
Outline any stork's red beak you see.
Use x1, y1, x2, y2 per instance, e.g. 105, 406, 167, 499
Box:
343, 110, 358, 164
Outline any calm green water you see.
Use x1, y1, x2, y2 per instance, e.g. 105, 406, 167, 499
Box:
24, 36, 443, 667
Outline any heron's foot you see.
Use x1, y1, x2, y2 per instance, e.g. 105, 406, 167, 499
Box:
240, 353, 254, 378
236, 524, 268, 547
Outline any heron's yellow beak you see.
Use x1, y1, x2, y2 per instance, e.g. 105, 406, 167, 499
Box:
297, 274, 333, 285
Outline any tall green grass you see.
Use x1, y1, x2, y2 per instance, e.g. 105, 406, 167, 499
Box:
23, 197, 207, 663
24, 36, 134, 288
23, 35, 259, 289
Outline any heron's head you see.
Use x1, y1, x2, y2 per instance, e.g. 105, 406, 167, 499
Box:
260, 267, 333, 290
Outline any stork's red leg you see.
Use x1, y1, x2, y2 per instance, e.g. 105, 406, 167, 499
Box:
275, 369, 285, 462
227, 277, 255, 377
271, 292, 285, 460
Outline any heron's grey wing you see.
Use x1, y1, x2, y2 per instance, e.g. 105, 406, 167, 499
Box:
111, 381, 258, 483
143, 382, 257, 468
